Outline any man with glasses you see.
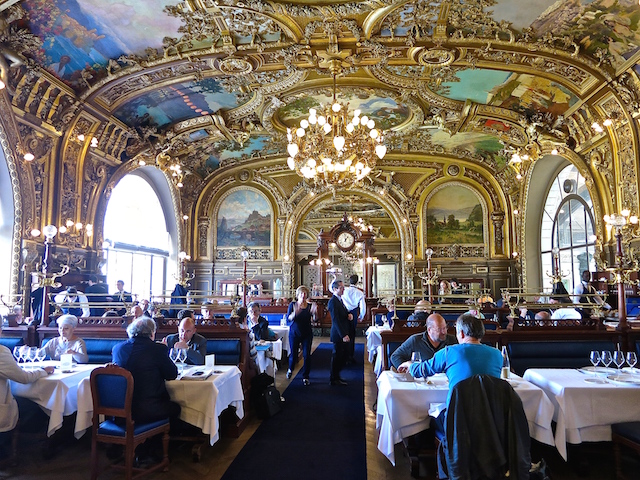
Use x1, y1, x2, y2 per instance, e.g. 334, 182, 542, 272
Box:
390, 313, 457, 370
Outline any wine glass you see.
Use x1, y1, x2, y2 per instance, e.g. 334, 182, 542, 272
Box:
27, 347, 37, 370
178, 348, 188, 364
589, 350, 601, 380
613, 351, 625, 378
411, 352, 422, 363
169, 347, 179, 364
601, 350, 613, 369
36, 347, 46, 363
627, 352, 637, 371
12, 346, 21, 363
19, 346, 28, 365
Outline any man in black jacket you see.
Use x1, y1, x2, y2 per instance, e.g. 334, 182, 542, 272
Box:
112, 317, 180, 423
327, 279, 351, 386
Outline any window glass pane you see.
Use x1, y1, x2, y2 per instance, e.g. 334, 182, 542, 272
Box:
541, 253, 554, 292
151, 257, 165, 297
541, 165, 595, 289
131, 253, 151, 300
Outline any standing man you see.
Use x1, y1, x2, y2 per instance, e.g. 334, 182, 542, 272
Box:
390, 313, 457, 369
342, 274, 366, 364
327, 279, 351, 386
573, 270, 611, 311
113, 280, 132, 315
162, 314, 206, 365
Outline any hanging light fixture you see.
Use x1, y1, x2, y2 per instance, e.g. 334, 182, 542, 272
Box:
286, 75, 387, 189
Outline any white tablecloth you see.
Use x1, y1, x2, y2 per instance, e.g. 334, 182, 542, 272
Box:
270, 326, 289, 355
256, 339, 282, 377
376, 371, 555, 465
10, 362, 97, 437
75, 365, 244, 446
365, 326, 390, 363
523, 368, 640, 460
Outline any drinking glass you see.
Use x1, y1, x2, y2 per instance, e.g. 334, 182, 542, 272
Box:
627, 352, 638, 370
613, 350, 625, 377
601, 350, 612, 369
169, 347, 179, 364
589, 350, 601, 372
36, 347, 46, 363
27, 347, 37, 370
411, 352, 422, 363
178, 348, 188, 364
19, 346, 28, 365
12, 346, 21, 363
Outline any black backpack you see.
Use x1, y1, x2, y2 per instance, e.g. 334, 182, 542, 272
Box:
256, 385, 282, 419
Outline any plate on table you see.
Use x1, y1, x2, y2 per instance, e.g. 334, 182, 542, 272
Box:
425, 375, 448, 387
606, 374, 640, 386
579, 366, 616, 375
622, 367, 640, 375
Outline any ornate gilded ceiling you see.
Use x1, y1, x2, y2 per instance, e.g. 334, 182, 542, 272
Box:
1, 0, 640, 244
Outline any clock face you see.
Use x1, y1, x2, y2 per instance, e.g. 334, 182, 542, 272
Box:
336, 231, 355, 250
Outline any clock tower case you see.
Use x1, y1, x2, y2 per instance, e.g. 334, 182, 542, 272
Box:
316, 214, 376, 297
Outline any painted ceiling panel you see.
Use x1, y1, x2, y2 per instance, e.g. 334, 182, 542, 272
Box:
112, 78, 240, 129
21, 0, 181, 90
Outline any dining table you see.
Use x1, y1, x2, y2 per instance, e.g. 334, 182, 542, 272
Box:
366, 325, 391, 376
74, 364, 245, 446
523, 367, 640, 460
269, 325, 289, 355
255, 338, 282, 376
376, 370, 555, 465
10, 361, 97, 437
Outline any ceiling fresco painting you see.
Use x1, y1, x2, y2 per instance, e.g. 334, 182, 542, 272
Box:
440, 69, 513, 104
487, 74, 578, 116
21, 0, 181, 90
277, 91, 411, 131
113, 78, 240, 129
2, 0, 640, 263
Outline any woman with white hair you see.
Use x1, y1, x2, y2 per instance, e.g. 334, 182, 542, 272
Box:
41, 314, 89, 363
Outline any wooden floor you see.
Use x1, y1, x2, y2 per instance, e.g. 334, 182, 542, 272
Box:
0, 336, 634, 479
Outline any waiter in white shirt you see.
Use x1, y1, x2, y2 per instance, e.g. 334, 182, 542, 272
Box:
573, 270, 611, 311
342, 274, 366, 364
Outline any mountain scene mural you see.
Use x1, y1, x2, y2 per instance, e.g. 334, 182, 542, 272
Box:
426, 186, 484, 245
217, 190, 271, 247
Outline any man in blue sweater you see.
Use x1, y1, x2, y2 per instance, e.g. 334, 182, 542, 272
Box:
398, 314, 501, 430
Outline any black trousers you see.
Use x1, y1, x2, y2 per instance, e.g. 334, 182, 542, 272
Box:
348, 307, 359, 359
330, 340, 348, 381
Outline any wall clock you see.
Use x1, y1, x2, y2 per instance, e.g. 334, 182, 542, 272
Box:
336, 231, 355, 251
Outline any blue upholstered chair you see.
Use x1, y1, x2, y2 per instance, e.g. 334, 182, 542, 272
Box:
89, 365, 170, 480
612, 421, 640, 480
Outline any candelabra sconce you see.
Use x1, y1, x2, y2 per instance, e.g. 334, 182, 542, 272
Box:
602, 210, 640, 331
57, 220, 93, 248
175, 251, 195, 287
30, 225, 69, 326
546, 247, 568, 284
418, 248, 438, 302
501, 290, 519, 319
33, 225, 69, 288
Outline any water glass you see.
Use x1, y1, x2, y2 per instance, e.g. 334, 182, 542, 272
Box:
411, 352, 422, 363
12, 346, 21, 363
601, 350, 612, 369
627, 352, 638, 370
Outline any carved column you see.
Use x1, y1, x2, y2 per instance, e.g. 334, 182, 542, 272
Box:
492, 211, 505, 255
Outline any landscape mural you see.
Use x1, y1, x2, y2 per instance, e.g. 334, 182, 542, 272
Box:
426, 186, 484, 245
278, 91, 410, 130
217, 190, 271, 247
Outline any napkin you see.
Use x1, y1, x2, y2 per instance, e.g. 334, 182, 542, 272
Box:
181, 368, 213, 381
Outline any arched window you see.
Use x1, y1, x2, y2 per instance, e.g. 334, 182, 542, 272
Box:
540, 165, 595, 293
102, 170, 178, 299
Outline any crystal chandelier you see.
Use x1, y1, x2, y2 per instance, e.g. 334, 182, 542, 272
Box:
286, 77, 387, 189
